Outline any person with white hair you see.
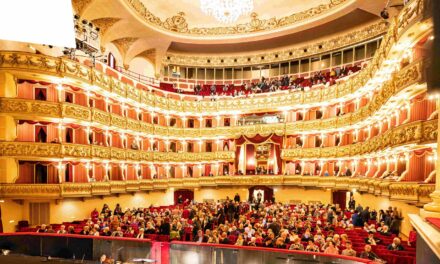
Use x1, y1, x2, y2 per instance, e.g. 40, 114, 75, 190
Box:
387, 237, 405, 251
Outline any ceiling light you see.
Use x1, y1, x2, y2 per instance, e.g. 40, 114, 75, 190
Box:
200, 0, 254, 24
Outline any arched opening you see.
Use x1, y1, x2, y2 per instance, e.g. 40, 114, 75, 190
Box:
174, 189, 194, 205
128, 57, 155, 78
103, 43, 123, 68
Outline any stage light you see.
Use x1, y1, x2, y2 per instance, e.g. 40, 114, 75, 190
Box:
380, 8, 389, 19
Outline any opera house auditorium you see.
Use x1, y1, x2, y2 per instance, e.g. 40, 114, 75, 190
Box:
0, 0, 439, 263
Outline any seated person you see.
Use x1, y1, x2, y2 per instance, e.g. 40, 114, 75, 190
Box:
378, 225, 392, 236
111, 227, 123, 237
387, 237, 405, 251
289, 237, 304, 250
305, 240, 320, 252
364, 232, 381, 245
359, 245, 381, 261
341, 241, 356, 257
219, 232, 230, 244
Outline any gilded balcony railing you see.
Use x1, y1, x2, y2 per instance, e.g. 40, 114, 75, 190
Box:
0, 176, 434, 205
0, 58, 426, 140
0, 142, 235, 163
0, 0, 429, 115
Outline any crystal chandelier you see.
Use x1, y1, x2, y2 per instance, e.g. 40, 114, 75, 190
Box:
200, 0, 254, 24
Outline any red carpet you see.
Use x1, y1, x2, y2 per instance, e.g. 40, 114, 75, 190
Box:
426, 217, 440, 230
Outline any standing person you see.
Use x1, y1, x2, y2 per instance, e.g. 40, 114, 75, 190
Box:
348, 196, 355, 210
234, 193, 240, 202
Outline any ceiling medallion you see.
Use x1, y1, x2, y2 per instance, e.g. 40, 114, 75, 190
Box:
200, 0, 254, 23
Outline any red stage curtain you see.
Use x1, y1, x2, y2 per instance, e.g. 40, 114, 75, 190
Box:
0, 206, 3, 233
47, 164, 58, 183
235, 145, 241, 172
204, 164, 211, 176
246, 144, 256, 173
408, 150, 427, 181
275, 144, 282, 174
17, 162, 34, 183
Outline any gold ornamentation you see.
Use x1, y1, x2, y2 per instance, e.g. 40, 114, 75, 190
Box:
112, 37, 139, 56
0, 177, 433, 205
71, 0, 93, 16
123, 0, 350, 36
91, 17, 122, 36
0, 141, 235, 163
163, 21, 388, 66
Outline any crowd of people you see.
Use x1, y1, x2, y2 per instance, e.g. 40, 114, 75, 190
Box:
179, 65, 362, 98
34, 193, 411, 262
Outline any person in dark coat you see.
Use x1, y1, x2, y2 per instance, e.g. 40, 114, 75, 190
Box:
352, 211, 363, 227
234, 193, 240, 202
159, 218, 170, 235
348, 196, 356, 210
268, 218, 280, 236
360, 207, 370, 224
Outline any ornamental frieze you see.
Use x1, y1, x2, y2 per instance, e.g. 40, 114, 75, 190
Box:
0, 56, 424, 141
163, 21, 389, 67
281, 119, 437, 160
123, 0, 351, 37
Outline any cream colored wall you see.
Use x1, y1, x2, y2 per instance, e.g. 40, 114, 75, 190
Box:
128, 57, 155, 77
274, 187, 332, 204
1, 200, 26, 233
353, 192, 420, 237
194, 187, 249, 202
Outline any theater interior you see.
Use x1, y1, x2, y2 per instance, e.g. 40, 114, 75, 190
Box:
0, 0, 439, 263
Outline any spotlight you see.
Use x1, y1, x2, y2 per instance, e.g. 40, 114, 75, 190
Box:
380, 8, 389, 19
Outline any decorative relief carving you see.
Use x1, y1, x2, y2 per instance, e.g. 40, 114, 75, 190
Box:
163, 21, 389, 66
124, 0, 351, 36
281, 119, 436, 160
91, 17, 122, 36
0, 142, 234, 163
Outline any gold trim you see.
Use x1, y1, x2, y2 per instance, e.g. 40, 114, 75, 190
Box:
163, 21, 388, 67
0, 142, 235, 163
123, 0, 351, 36
0, 177, 434, 205
0, 59, 425, 139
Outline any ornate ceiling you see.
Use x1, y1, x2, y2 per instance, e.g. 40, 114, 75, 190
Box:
71, 0, 388, 74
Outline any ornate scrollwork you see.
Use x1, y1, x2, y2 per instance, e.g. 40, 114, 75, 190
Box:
0, 141, 235, 163
123, 0, 351, 36
281, 119, 437, 160
3, 177, 432, 205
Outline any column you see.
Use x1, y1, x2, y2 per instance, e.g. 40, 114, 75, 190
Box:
423, 99, 440, 216
0, 72, 18, 183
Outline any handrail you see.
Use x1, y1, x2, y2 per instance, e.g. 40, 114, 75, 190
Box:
170, 240, 374, 263
0, 233, 374, 263
0, 232, 152, 243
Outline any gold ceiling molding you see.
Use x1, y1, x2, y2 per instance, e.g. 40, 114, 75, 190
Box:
123, 0, 350, 36
112, 37, 139, 57
91, 17, 122, 36
72, 0, 94, 16
163, 21, 388, 67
